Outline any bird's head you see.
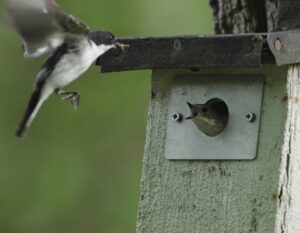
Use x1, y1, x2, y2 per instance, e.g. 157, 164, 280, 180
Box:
88, 30, 129, 56
185, 100, 229, 137
186, 102, 211, 120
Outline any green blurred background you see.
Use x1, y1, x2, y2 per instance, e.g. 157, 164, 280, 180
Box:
0, 1, 213, 233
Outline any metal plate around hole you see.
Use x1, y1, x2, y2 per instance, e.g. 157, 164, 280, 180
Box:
165, 74, 264, 160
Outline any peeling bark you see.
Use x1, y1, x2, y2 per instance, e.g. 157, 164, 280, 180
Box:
265, 0, 279, 31
209, 0, 268, 33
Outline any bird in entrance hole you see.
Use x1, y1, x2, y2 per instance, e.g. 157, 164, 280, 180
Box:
2, 0, 129, 137
186, 99, 229, 137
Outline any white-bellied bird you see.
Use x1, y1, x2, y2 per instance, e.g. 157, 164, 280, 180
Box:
2, 0, 128, 137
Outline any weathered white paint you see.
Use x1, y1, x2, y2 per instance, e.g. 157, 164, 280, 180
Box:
275, 65, 300, 233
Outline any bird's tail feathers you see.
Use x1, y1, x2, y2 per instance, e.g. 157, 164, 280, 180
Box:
16, 87, 51, 138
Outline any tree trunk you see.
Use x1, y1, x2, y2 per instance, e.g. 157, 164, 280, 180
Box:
209, 0, 268, 33
265, 0, 279, 31
209, 0, 279, 33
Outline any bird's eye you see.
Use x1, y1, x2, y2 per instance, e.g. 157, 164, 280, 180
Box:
202, 107, 208, 113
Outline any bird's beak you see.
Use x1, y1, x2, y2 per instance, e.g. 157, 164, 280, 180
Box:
187, 102, 194, 109
186, 102, 197, 120
185, 115, 194, 120
115, 42, 130, 52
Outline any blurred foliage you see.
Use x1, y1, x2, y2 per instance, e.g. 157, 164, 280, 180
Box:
0, 1, 213, 233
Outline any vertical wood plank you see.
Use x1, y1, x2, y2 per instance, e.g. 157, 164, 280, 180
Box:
275, 65, 300, 233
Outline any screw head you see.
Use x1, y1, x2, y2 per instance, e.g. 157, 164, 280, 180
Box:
173, 39, 182, 51
274, 38, 282, 52
172, 112, 183, 122
245, 112, 256, 122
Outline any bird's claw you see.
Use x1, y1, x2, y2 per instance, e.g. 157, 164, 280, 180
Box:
70, 94, 80, 110
56, 89, 80, 110
62, 93, 80, 110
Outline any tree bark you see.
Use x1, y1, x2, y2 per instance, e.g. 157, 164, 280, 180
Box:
265, 0, 279, 31
209, 0, 279, 33
209, 0, 268, 33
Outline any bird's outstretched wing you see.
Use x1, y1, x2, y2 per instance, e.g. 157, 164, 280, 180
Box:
3, 0, 89, 58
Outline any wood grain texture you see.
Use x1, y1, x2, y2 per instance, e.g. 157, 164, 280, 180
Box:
137, 67, 287, 233
277, 0, 300, 30
265, 0, 278, 31
209, 0, 268, 33
209, 0, 280, 33
99, 35, 266, 73
275, 65, 300, 233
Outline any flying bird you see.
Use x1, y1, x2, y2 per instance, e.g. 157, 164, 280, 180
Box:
2, 0, 128, 137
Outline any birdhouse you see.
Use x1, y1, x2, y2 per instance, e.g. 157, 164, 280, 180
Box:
99, 34, 287, 160
98, 0, 300, 232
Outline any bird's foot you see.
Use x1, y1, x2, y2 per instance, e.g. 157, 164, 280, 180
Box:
62, 93, 80, 110
55, 89, 80, 110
